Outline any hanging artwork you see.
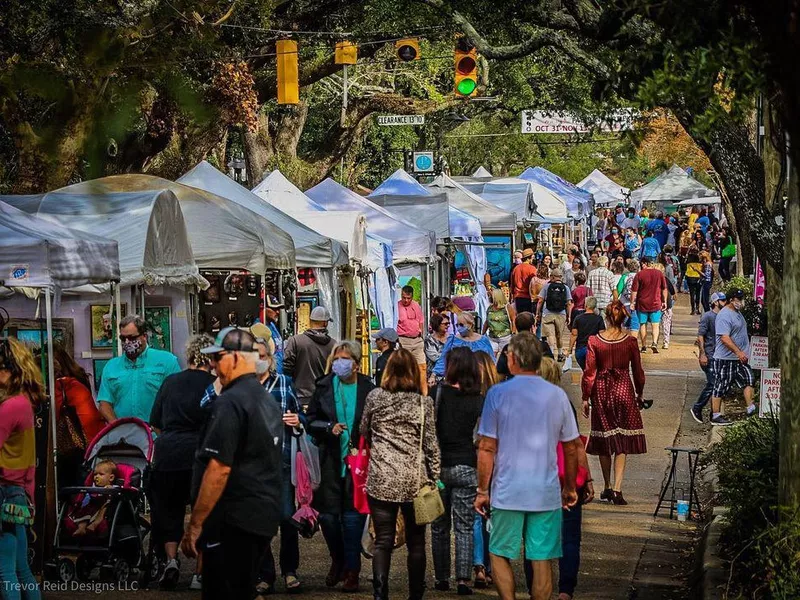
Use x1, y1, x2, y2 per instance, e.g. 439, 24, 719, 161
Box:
144, 306, 172, 352
89, 304, 128, 350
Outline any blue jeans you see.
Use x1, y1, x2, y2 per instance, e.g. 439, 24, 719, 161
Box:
319, 510, 367, 572
524, 503, 582, 596
0, 523, 41, 600
472, 513, 491, 571
694, 364, 715, 411
701, 280, 712, 313
575, 346, 588, 371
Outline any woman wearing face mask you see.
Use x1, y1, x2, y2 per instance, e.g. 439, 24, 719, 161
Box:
624, 228, 641, 257
372, 328, 399, 387
432, 312, 494, 378
0, 338, 44, 600
148, 334, 216, 591
307, 341, 376, 593
252, 332, 306, 595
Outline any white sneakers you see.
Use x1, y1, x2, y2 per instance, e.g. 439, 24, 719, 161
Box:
190, 574, 202, 590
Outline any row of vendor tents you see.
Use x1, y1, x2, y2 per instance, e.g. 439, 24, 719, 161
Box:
0, 161, 720, 341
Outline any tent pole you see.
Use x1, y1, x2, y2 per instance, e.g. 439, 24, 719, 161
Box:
115, 283, 123, 357
45, 287, 60, 517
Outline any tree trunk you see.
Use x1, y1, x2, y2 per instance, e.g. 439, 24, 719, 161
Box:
676, 110, 783, 276
779, 170, 800, 510
244, 111, 275, 187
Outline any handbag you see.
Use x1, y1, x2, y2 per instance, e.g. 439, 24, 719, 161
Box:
412, 396, 444, 525
345, 436, 371, 514
56, 381, 87, 457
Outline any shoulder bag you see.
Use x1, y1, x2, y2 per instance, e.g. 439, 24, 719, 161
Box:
413, 396, 444, 525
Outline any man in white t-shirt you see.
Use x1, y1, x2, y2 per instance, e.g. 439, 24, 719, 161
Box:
476, 332, 580, 600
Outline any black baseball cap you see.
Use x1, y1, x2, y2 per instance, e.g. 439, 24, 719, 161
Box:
200, 326, 256, 354
726, 288, 745, 301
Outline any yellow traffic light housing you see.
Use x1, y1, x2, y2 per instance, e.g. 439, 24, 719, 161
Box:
454, 39, 478, 97
277, 39, 299, 104
335, 41, 358, 65
395, 38, 420, 62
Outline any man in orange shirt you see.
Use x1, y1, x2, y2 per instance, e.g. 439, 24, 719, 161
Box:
510, 248, 538, 314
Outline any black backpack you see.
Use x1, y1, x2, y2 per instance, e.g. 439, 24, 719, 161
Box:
545, 282, 568, 312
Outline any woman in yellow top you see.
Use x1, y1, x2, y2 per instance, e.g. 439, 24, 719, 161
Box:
688, 207, 700, 232
684, 247, 703, 315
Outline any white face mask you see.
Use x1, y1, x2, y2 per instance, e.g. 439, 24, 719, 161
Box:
255, 359, 270, 375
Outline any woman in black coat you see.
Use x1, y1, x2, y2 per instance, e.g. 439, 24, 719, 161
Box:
307, 340, 376, 593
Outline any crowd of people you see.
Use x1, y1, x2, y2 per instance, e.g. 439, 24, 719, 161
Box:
0, 201, 750, 600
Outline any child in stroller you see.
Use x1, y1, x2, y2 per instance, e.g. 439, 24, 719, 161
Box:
63, 460, 117, 539
46, 417, 155, 585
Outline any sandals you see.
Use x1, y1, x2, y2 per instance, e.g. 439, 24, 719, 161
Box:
285, 574, 302, 593
473, 566, 487, 589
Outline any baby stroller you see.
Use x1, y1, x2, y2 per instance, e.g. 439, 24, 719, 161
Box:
45, 417, 154, 585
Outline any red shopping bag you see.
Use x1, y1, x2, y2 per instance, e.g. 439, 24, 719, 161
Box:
345, 437, 370, 514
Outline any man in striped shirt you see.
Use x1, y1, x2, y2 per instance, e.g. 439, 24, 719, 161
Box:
587, 255, 616, 310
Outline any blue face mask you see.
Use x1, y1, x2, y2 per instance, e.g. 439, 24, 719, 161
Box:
457, 325, 471, 337
332, 358, 354, 379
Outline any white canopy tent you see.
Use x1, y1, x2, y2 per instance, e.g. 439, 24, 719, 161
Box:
472, 166, 493, 178
464, 178, 569, 224
262, 188, 399, 330
519, 167, 592, 219
180, 162, 349, 340
179, 161, 341, 268
428, 174, 517, 232
630, 164, 720, 209
369, 169, 487, 316
0, 200, 121, 514
306, 178, 436, 263
1, 189, 205, 289
674, 197, 722, 207
0, 200, 120, 291
578, 169, 629, 207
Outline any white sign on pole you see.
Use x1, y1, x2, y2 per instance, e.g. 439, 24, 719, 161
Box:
520, 110, 635, 134
377, 114, 425, 126
759, 368, 781, 417
750, 336, 769, 369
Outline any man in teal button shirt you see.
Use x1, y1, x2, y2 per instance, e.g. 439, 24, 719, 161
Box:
97, 314, 181, 423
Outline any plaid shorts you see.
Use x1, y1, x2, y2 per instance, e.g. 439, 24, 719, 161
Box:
712, 359, 755, 398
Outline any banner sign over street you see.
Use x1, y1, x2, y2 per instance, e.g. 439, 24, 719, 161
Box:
750, 336, 769, 369
759, 368, 781, 417
377, 114, 425, 126
521, 110, 635, 134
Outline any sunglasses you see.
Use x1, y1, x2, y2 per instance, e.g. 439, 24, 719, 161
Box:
208, 350, 230, 362
119, 334, 143, 342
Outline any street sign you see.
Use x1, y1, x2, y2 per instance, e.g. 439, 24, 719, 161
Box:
750, 336, 769, 369
377, 114, 425, 126
520, 110, 634, 134
759, 368, 781, 417
413, 152, 434, 173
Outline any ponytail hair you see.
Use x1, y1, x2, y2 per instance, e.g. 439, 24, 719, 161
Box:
604, 301, 628, 329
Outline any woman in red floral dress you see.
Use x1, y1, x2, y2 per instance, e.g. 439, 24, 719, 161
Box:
581, 301, 646, 506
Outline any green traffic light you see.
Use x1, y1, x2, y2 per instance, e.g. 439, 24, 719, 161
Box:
456, 78, 477, 95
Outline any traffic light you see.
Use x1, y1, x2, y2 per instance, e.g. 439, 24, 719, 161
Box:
395, 38, 420, 62
276, 39, 299, 104
454, 39, 478, 97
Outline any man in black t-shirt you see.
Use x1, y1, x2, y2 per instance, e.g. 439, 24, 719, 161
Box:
568, 297, 606, 370
181, 327, 283, 600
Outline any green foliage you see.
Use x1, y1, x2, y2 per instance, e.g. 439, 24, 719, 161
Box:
706, 416, 800, 598
721, 276, 755, 299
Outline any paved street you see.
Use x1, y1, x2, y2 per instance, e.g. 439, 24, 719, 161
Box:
46, 295, 715, 600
